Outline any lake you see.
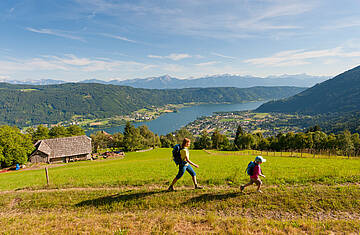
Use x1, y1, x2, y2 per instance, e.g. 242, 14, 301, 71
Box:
86, 101, 265, 136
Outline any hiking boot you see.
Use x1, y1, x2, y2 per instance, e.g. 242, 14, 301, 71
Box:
240, 185, 245, 192
195, 185, 203, 189
167, 185, 174, 192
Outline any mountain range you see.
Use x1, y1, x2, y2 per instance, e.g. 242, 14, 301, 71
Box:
1, 74, 329, 88
256, 65, 360, 114
0, 83, 305, 127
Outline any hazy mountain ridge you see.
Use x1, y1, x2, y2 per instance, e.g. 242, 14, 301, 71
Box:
3, 74, 329, 88
256, 65, 360, 114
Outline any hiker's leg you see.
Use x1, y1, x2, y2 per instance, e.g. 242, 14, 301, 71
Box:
192, 176, 197, 186
243, 178, 254, 188
256, 179, 262, 191
169, 177, 178, 187
173, 164, 186, 182
169, 165, 186, 190
186, 165, 197, 186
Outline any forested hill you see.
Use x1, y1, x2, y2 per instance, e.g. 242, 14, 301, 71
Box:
0, 83, 305, 127
256, 65, 360, 114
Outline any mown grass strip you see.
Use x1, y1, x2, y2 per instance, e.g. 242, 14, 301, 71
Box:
1, 185, 359, 215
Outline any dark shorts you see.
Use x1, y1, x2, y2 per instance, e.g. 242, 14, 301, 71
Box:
249, 178, 262, 186
176, 163, 196, 179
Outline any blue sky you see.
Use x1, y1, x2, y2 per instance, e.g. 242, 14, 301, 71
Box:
1, 0, 360, 81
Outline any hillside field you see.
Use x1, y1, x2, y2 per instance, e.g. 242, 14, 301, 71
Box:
0, 149, 359, 234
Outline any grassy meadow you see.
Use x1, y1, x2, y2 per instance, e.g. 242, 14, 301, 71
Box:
0, 148, 359, 234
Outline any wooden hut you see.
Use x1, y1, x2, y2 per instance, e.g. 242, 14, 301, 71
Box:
29, 135, 92, 164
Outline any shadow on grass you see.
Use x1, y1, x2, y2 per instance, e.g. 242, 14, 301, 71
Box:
76, 190, 167, 207
182, 191, 241, 205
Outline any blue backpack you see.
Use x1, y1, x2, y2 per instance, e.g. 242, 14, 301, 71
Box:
245, 161, 256, 176
172, 144, 183, 165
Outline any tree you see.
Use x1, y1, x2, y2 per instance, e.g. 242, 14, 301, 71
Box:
160, 134, 176, 148
174, 127, 194, 145
90, 131, 112, 153
258, 138, 270, 151
66, 125, 85, 136
311, 131, 328, 155
123, 122, 143, 151
111, 132, 124, 149
211, 129, 229, 150
32, 125, 49, 142
351, 133, 360, 156
337, 130, 355, 157
211, 129, 223, 150
240, 134, 255, 150
326, 133, 337, 155
0, 126, 34, 168
194, 130, 212, 149
49, 125, 67, 138
139, 125, 156, 148
234, 125, 245, 150
294, 132, 310, 157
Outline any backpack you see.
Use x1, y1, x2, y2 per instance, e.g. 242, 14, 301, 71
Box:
172, 144, 183, 165
245, 161, 256, 176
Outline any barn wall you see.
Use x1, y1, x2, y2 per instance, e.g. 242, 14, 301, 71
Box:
29, 152, 48, 163
49, 154, 89, 163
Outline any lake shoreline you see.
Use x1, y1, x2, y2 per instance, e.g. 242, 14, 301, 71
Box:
85, 101, 267, 136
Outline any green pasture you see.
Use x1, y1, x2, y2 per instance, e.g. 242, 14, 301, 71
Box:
1, 148, 359, 191
1, 148, 359, 234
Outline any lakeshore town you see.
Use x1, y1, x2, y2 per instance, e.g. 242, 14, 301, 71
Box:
184, 111, 309, 138
38, 103, 312, 138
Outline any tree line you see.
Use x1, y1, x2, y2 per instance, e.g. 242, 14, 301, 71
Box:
91, 123, 360, 158
1, 122, 359, 168
0, 125, 85, 168
194, 125, 360, 157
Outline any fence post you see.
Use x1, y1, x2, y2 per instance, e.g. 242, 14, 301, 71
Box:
45, 167, 50, 186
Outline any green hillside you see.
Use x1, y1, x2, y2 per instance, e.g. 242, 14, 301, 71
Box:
256, 65, 360, 113
0, 83, 304, 126
0, 149, 359, 234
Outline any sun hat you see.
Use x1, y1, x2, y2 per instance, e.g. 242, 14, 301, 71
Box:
255, 156, 266, 163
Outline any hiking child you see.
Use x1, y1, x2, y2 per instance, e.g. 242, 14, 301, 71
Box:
168, 138, 203, 191
241, 156, 266, 193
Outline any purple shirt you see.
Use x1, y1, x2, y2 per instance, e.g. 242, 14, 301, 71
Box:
250, 164, 261, 179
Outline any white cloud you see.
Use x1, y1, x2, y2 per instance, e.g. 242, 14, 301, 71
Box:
0, 55, 154, 74
244, 46, 360, 67
73, 0, 315, 40
148, 53, 192, 61
0, 75, 10, 79
100, 33, 137, 43
26, 27, 85, 42
148, 55, 164, 59
167, 53, 191, 61
195, 61, 218, 66
211, 52, 236, 59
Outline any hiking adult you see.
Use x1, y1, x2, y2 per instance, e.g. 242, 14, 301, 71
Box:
168, 138, 203, 191
240, 156, 266, 193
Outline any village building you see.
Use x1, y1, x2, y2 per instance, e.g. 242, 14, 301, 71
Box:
29, 135, 92, 164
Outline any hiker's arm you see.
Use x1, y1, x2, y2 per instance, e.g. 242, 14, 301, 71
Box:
185, 156, 199, 168
260, 169, 265, 177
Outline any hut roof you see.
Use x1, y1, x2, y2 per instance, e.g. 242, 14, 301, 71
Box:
34, 135, 91, 159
